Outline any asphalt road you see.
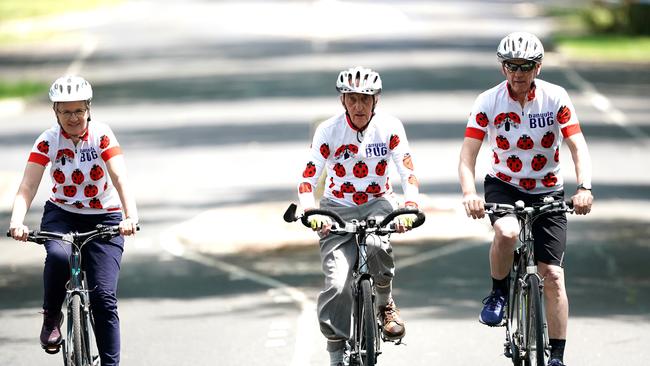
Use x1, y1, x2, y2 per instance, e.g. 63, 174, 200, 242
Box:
1, 1, 649, 365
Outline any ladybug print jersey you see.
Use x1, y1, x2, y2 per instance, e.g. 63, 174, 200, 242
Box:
297, 112, 419, 208
465, 79, 582, 194
27, 121, 123, 214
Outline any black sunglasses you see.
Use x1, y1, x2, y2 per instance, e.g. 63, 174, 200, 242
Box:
503, 62, 537, 72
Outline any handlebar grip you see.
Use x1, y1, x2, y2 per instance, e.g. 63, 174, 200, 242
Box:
564, 199, 574, 209
379, 207, 426, 228
301, 209, 346, 228
5, 230, 10, 237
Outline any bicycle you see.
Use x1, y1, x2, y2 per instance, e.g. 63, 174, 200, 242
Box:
7, 224, 138, 366
283, 203, 425, 366
484, 198, 573, 366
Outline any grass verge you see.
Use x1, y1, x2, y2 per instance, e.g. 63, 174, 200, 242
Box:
0, 80, 48, 100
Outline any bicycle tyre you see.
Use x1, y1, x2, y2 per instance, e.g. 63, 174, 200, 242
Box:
525, 275, 545, 366
70, 294, 85, 366
507, 274, 524, 366
359, 279, 377, 366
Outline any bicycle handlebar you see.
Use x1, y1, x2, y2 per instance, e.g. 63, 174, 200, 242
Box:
283, 203, 426, 233
6, 224, 140, 244
484, 199, 574, 215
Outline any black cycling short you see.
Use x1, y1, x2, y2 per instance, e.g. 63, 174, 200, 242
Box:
484, 175, 567, 267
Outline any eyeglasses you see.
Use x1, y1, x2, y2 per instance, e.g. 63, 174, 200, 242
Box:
503, 62, 537, 73
57, 109, 87, 119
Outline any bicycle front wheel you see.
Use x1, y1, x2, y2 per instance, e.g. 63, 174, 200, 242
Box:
68, 294, 85, 366
358, 279, 377, 366
524, 276, 545, 366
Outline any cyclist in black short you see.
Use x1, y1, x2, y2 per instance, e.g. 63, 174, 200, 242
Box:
458, 32, 593, 366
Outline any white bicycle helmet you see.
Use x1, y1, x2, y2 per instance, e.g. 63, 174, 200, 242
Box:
496, 32, 544, 63
49, 75, 93, 102
336, 66, 382, 95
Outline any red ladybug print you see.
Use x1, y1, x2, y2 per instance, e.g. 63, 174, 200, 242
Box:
320, 143, 330, 159
104, 182, 108, 190
89, 198, 103, 209
302, 162, 316, 178
389, 135, 400, 150
353, 161, 369, 178
496, 172, 512, 182
37, 140, 50, 154
84, 184, 99, 197
496, 135, 510, 150
54, 198, 67, 204
385, 177, 390, 190
519, 178, 536, 191
334, 144, 359, 159
52, 186, 57, 193
328, 177, 335, 189
375, 160, 388, 176
493, 151, 500, 164
365, 182, 381, 194
71, 169, 85, 185
541, 131, 555, 148
557, 106, 571, 124
403, 154, 414, 170
408, 174, 419, 187
53, 168, 66, 184
341, 182, 356, 193
63, 185, 77, 197
494, 112, 521, 132
352, 192, 368, 205
55, 149, 74, 165
333, 163, 346, 177
99, 135, 111, 149
73, 201, 84, 209
299, 182, 312, 193
531, 154, 548, 171
475, 112, 489, 127
506, 155, 523, 172
517, 135, 534, 150
90, 164, 105, 181
542, 173, 557, 187
332, 190, 344, 199
554, 148, 559, 162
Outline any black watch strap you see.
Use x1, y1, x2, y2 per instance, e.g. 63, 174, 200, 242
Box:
577, 183, 592, 191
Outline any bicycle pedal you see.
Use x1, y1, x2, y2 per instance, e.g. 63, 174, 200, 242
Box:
43, 344, 61, 354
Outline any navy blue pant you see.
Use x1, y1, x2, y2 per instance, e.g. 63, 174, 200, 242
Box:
41, 201, 124, 366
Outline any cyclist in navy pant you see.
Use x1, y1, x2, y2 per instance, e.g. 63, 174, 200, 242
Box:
9, 75, 138, 366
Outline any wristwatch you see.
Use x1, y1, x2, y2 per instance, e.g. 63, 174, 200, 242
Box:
577, 183, 592, 191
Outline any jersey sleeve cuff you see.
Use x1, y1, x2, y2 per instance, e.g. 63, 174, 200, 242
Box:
28, 152, 50, 166
465, 127, 486, 140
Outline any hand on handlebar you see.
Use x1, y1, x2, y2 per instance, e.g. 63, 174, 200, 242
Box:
462, 193, 485, 219
8, 222, 29, 242
308, 214, 333, 237
119, 217, 138, 236
393, 213, 418, 233
571, 189, 593, 215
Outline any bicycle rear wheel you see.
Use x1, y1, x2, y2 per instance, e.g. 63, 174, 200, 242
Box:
524, 276, 545, 366
358, 278, 377, 366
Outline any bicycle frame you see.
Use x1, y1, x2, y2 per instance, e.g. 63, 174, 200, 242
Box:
486, 199, 572, 366
8, 225, 132, 366
505, 210, 549, 364
283, 203, 425, 366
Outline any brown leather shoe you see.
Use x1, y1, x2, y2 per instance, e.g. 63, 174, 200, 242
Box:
40, 310, 63, 349
378, 298, 405, 340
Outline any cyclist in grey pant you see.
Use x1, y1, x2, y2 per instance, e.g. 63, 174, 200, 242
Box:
296, 66, 420, 366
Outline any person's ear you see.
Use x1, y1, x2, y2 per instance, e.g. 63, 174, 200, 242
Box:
535, 63, 542, 77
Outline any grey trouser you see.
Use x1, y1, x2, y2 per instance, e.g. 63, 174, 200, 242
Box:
317, 197, 396, 351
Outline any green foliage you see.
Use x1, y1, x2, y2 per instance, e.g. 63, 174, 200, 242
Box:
0, 0, 121, 21
0, 80, 47, 100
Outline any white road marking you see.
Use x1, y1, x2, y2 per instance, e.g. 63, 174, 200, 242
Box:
159, 228, 317, 366
65, 35, 98, 76
398, 240, 487, 269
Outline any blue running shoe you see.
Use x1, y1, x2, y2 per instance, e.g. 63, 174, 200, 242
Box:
479, 289, 506, 326
548, 359, 566, 366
